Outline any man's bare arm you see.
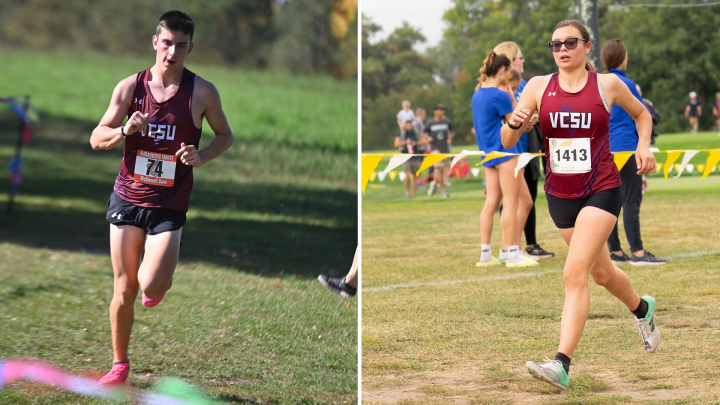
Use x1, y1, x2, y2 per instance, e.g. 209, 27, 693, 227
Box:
90, 76, 143, 150
176, 80, 234, 167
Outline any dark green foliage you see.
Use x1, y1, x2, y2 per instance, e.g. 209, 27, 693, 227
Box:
362, 0, 720, 150
0, 0, 357, 76
601, 2, 720, 134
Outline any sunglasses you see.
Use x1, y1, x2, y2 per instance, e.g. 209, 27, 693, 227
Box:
548, 37, 588, 52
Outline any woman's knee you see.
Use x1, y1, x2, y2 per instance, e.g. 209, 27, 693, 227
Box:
520, 193, 534, 211
563, 264, 590, 290
591, 264, 615, 286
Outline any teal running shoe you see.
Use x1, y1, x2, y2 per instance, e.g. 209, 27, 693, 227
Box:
498, 249, 507, 262
636, 295, 660, 353
526, 358, 569, 390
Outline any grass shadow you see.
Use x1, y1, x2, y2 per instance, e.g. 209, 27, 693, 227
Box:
0, 114, 357, 279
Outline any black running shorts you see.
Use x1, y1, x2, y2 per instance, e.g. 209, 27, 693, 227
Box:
106, 191, 186, 235
545, 187, 622, 229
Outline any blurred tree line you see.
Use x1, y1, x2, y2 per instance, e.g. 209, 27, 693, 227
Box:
362, 0, 720, 150
0, 0, 357, 78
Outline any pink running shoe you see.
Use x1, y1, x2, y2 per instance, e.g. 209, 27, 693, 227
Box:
98, 362, 129, 385
142, 293, 165, 308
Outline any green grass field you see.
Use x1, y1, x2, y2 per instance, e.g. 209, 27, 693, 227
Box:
0, 49, 357, 404
362, 133, 720, 404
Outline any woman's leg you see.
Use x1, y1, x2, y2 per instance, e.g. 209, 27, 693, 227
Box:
556, 206, 618, 358
496, 158, 522, 249
480, 166, 501, 245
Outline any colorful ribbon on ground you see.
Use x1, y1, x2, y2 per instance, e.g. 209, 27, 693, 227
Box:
0, 359, 215, 404
362, 149, 720, 193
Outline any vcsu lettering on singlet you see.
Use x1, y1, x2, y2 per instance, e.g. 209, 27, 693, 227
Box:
142, 124, 177, 140
549, 112, 592, 129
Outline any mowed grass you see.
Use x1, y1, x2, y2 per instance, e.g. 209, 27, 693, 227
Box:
361, 133, 720, 404
3, 48, 356, 154
0, 49, 357, 404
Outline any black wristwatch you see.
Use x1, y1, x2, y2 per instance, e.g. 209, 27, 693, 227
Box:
121, 125, 126, 138
507, 121, 522, 130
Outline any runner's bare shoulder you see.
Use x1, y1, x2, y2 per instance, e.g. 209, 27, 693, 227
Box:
111, 74, 139, 107
524, 75, 554, 105
193, 75, 220, 101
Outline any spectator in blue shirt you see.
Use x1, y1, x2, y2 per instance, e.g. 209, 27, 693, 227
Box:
493, 41, 554, 259
472, 50, 537, 268
601, 38, 666, 266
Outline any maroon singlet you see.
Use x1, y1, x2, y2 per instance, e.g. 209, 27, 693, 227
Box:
114, 68, 202, 211
539, 71, 621, 199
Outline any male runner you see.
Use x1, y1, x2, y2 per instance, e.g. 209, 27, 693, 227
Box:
90, 10, 233, 384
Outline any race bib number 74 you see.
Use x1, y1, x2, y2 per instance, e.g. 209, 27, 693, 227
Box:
133, 150, 177, 187
549, 138, 591, 174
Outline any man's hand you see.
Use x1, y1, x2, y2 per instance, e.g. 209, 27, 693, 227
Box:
124, 112, 149, 136
176, 142, 202, 167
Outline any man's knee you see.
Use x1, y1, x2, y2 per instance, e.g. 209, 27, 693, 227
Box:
113, 278, 139, 305
140, 278, 170, 300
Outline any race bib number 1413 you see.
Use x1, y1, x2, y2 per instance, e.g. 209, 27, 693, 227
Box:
549, 138, 591, 174
133, 150, 177, 187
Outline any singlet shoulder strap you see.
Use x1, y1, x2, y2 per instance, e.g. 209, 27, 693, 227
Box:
595, 71, 611, 114
541, 74, 554, 95
539, 73, 555, 106
182, 68, 197, 110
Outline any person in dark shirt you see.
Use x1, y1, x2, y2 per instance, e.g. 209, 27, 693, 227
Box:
685, 91, 701, 133
423, 104, 453, 198
395, 120, 425, 198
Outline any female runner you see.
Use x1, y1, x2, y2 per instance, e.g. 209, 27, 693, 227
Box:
500, 20, 659, 389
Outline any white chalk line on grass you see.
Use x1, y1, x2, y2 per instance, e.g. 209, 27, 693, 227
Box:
363, 269, 562, 292
363, 249, 720, 293
665, 250, 720, 259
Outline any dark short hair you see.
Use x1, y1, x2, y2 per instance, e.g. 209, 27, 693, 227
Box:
157, 10, 195, 42
433, 104, 446, 111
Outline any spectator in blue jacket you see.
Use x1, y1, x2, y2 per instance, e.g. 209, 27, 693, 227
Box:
601, 38, 666, 266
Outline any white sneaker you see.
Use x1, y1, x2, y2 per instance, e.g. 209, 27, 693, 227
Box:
526, 358, 569, 389
428, 180, 437, 197
635, 296, 660, 353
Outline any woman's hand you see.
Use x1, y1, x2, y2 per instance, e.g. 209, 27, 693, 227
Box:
507, 108, 531, 129
635, 147, 656, 175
